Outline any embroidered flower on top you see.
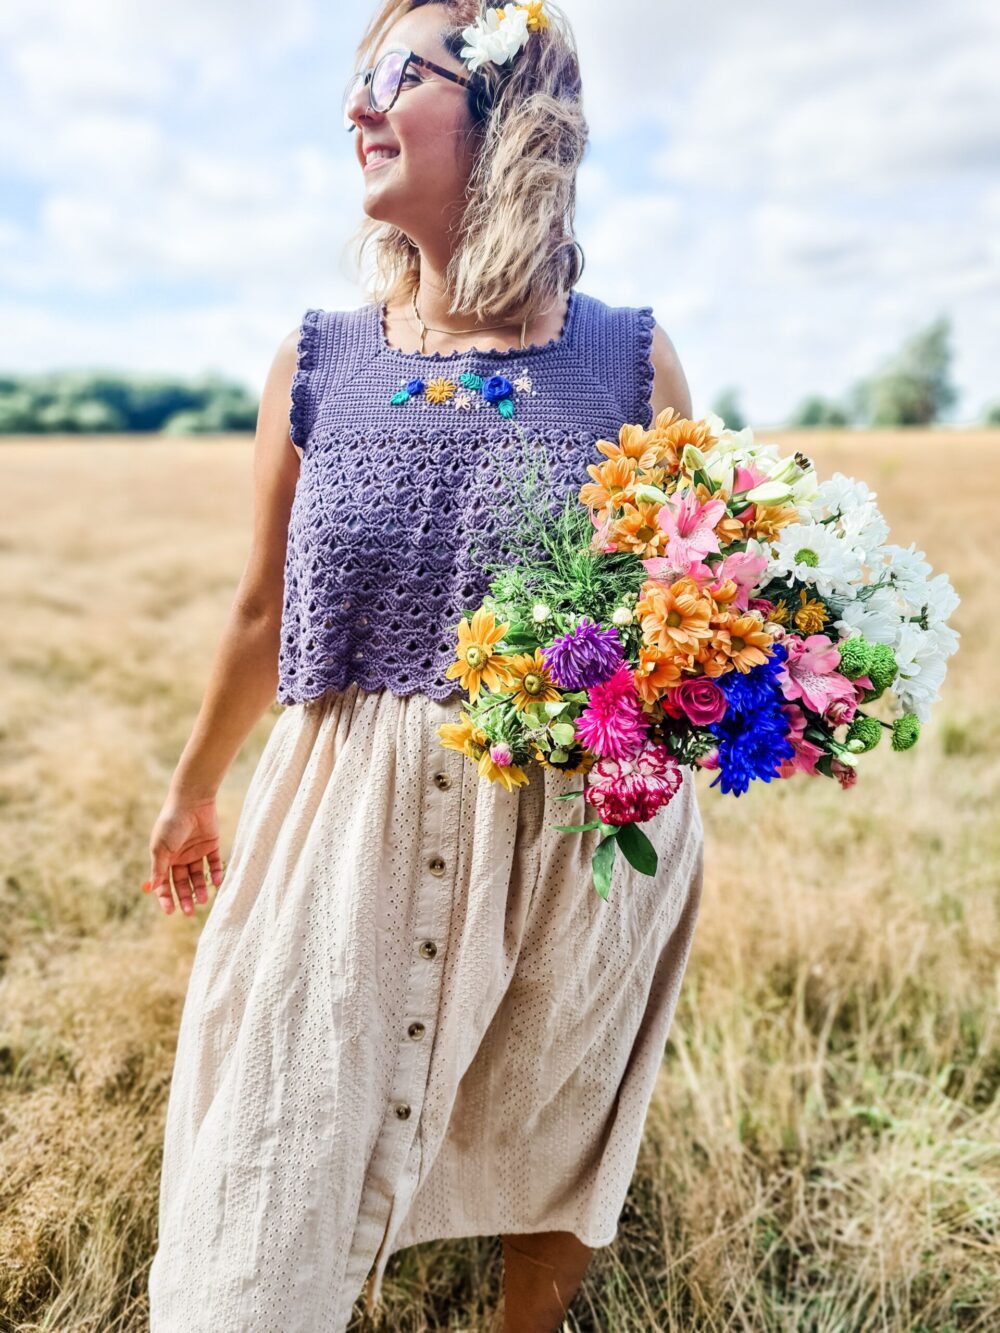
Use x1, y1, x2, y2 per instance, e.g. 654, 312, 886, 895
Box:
460, 3, 550, 73
388, 368, 537, 417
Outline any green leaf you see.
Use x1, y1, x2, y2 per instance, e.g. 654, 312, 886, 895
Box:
497, 397, 515, 419
550, 749, 569, 763
544, 700, 570, 717
552, 789, 586, 802
550, 723, 576, 747
591, 833, 618, 900
460, 373, 483, 391
390, 390, 410, 405
552, 820, 603, 833
617, 822, 659, 877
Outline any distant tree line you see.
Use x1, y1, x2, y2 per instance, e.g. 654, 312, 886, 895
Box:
0, 371, 259, 435
712, 314, 999, 429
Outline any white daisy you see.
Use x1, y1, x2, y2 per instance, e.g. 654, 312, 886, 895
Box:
769, 521, 864, 599
833, 585, 903, 645
892, 622, 949, 723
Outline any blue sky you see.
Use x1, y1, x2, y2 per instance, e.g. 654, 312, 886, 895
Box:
0, 0, 997, 426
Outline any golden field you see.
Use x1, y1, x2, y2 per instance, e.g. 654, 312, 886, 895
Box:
0, 430, 997, 1332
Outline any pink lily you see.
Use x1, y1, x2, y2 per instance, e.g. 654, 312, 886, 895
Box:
778, 633, 858, 716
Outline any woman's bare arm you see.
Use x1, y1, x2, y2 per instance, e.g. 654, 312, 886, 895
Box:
167, 325, 303, 803
649, 321, 694, 420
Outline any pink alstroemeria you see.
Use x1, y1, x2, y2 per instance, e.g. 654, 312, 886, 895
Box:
778, 633, 858, 716
776, 702, 825, 778
732, 462, 768, 517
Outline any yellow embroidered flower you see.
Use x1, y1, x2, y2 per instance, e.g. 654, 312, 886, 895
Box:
426, 377, 457, 405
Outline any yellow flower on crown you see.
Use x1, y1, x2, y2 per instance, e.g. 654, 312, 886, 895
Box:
518, 1, 551, 31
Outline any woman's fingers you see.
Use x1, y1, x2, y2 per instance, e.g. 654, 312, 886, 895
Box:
149, 846, 176, 914
207, 847, 225, 888
172, 865, 196, 916
188, 859, 208, 904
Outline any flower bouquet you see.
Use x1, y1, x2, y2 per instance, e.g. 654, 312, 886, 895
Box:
438, 410, 960, 898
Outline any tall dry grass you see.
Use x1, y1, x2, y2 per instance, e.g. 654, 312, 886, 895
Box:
0, 431, 997, 1331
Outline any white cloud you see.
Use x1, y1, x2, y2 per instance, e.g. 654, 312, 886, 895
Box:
0, 0, 997, 424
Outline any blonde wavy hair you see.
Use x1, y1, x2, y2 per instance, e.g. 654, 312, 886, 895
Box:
349, 0, 588, 324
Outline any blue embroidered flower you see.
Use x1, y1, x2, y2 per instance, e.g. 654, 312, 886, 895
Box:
482, 375, 514, 403
406, 378, 425, 396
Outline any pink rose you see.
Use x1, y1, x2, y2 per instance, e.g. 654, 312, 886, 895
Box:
672, 676, 728, 726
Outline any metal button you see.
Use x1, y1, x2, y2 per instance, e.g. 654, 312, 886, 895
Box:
394, 1101, 411, 1120
428, 856, 446, 876
407, 1021, 426, 1040
433, 771, 452, 790
418, 940, 437, 959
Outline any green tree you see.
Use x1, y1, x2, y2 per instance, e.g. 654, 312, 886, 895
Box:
851, 315, 957, 426
984, 401, 1000, 426
710, 386, 745, 431
789, 395, 849, 428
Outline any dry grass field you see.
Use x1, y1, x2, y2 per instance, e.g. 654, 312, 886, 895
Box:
0, 430, 997, 1331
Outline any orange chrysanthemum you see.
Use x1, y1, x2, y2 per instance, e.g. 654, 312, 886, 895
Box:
633, 645, 688, 706
745, 502, 799, 543
506, 649, 561, 712
444, 607, 515, 701
608, 502, 670, 558
635, 576, 714, 655
594, 422, 661, 472
578, 454, 639, 512
707, 577, 741, 613
643, 410, 719, 477
693, 640, 732, 678
713, 613, 776, 674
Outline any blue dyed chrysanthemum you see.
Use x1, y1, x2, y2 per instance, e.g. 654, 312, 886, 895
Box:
707, 642, 794, 796
542, 617, 624, 690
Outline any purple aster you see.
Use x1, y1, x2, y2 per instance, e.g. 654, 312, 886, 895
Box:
541, 617, 624, 690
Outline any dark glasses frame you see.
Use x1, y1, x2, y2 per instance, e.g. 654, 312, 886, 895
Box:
343, 47, 473, 131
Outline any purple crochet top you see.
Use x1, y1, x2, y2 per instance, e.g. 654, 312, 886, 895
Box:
278, 287, 656, 705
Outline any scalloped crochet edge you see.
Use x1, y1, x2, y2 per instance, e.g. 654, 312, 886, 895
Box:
289, 308, 323, 448
635, 305, 656, 428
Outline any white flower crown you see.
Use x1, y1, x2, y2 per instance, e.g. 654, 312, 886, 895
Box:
460, 2, 551, 73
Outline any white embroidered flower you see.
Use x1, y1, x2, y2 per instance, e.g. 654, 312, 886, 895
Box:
453, 391, 473, 410
461, 5, 532, 71
514, 374, 533, 393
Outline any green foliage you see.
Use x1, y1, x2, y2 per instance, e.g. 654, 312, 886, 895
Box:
790, 394, 850, 428
0, 370, 259, 435
983, 401, 1000, 426
850, 316, 957, 426
710, 385, 746, 431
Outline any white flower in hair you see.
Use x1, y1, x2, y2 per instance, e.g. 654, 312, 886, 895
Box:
460, 5, 534, 72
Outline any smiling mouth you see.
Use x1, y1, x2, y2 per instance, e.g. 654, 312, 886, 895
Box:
364, 150, 400, 171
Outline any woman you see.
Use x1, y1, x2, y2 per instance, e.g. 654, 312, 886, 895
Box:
146, 2, 704, 1330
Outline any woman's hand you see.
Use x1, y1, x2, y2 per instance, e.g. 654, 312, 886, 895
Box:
146, 795, 225, 917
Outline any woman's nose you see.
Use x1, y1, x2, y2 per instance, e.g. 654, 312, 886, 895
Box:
344, 78, 381, 131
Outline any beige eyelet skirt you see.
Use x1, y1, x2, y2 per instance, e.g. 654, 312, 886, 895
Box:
148, 681, 705, 1332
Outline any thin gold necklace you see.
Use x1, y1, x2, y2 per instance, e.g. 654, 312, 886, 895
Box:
410, 286, 529, 354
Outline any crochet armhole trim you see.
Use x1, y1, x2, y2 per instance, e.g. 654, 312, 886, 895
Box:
635, 306, 656, 429
289, 308, 323, 449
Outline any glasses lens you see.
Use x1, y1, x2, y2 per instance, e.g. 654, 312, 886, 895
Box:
343, 73, 365, 129
371, 50, 405, 112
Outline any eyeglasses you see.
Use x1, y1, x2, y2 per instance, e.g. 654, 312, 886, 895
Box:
342, 47, 472, 131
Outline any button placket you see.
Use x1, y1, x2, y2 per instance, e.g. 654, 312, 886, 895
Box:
362, 745, 464, 1311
